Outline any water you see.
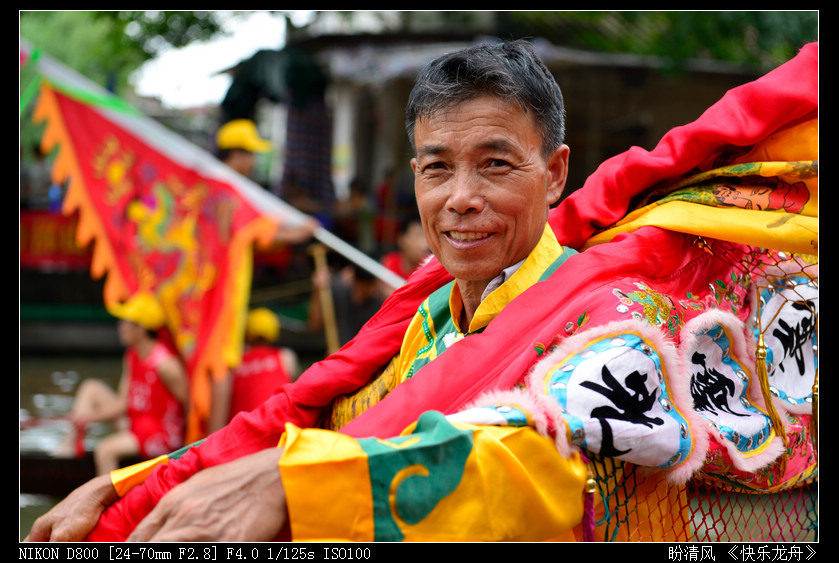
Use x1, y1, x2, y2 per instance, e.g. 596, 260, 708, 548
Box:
19, 354, 122, 540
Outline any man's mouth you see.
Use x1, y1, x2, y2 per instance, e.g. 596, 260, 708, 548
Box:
446, 231, 491, 243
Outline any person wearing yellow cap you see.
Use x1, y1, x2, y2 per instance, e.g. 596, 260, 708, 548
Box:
56, 293, 189, 476
216, 119, 273, 178
216, 119, 320, 244
206, 308, 301, 434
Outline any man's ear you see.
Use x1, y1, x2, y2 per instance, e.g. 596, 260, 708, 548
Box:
545, 144, 570, 206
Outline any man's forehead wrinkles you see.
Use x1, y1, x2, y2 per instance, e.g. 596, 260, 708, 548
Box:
416, 142, 448, 156
477, 138, 517, 153
416, 136, 519, 158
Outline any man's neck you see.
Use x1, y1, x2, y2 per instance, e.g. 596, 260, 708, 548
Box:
455, 258, 525, 330
455, 279, 490, 329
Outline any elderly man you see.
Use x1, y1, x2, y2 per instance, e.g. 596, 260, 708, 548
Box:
27, 40, 818, 543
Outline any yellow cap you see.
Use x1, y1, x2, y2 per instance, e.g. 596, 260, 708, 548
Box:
107, 292, 166, 331
246, 308, 280, 343
216, 119, 272, 153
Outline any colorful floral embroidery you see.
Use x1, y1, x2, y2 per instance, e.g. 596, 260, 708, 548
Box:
613, 284, 682, 335
611, 274, 750, 335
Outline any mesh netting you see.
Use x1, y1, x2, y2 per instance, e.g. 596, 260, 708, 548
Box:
587, 451, 818, 542
584, 237, 818, 543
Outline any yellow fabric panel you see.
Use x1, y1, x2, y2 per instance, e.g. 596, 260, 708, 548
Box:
584, 118, 818, 256
279, 424, 376, 542
584, 200, 817, 256
279, 418, 587, 542
737, 118, 818, 168
327, 359, 403, 431
398, 423, 587, 541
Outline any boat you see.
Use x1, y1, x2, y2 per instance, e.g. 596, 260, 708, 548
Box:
20, 452, 97, 498
20, 452, 148, 498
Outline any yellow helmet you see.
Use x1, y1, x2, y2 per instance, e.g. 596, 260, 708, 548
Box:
216, 119, 272, 153
246, 308, 280, 343
107, 292, 166, 331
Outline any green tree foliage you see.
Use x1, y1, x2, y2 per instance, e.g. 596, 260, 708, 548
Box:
506, 11, 818, 70
19, 11, 228, 160
20, 11, 226, 95
294, 11, 817, 71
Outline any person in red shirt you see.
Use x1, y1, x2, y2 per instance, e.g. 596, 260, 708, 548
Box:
207, 308, 300, 433
57, 293, 188, 476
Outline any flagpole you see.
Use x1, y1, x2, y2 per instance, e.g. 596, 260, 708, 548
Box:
21, 40, 407, 290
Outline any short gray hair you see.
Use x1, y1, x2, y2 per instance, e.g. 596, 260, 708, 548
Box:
405, 39, 566, 160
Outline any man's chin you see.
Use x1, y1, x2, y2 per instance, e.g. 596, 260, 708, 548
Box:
444, 262, 505, 286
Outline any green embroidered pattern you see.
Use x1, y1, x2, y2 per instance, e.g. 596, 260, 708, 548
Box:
359, 411, 473, 541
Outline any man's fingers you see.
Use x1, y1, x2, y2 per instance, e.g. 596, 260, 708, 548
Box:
127, 489, 199, 541
24, 520, 51, 542
126, 505, 166, 542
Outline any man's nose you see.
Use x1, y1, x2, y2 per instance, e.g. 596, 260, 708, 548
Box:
446, 173, 484, 214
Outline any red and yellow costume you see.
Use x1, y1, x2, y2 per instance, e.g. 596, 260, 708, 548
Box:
93, 43, 817, 542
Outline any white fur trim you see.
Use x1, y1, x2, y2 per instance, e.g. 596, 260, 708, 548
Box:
460, 388, 574, 459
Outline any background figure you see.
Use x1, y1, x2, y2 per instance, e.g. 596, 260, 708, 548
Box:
379, 215, 430, 296
333, 177, 376, 254
215, 118, 272, 179
309, 261, 384, 349
216, 118, 320, 246
57, 293, 188, 475
207, 308, 300, 433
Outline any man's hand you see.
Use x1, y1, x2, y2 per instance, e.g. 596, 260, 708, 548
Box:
25, 473, 119, 542
127, 448, 288, 542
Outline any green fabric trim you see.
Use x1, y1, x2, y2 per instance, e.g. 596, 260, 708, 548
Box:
539, 246, 578, 282
20, 49, 42, 116
166, 439, 206, 461
22, 47, 142, 118
45, 76, 143, 116
358, 411, 473, 542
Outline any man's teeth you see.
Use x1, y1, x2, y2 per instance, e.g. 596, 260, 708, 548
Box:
448, 231, 490, 242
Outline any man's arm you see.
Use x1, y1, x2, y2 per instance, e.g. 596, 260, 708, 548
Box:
274, 217, 319, 244
63, 412, 583, 543
25, 474, 120, 542
126, 448, 288, 542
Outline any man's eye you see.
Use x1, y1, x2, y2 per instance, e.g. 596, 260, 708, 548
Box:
422, 161, 446, 172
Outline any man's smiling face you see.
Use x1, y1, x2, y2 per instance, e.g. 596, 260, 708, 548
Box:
411, 96, 569, 297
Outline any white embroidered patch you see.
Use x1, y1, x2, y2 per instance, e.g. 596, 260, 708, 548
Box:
755, 274, 818, 413
686, 323, 774, 456
543, 333, 690, 469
